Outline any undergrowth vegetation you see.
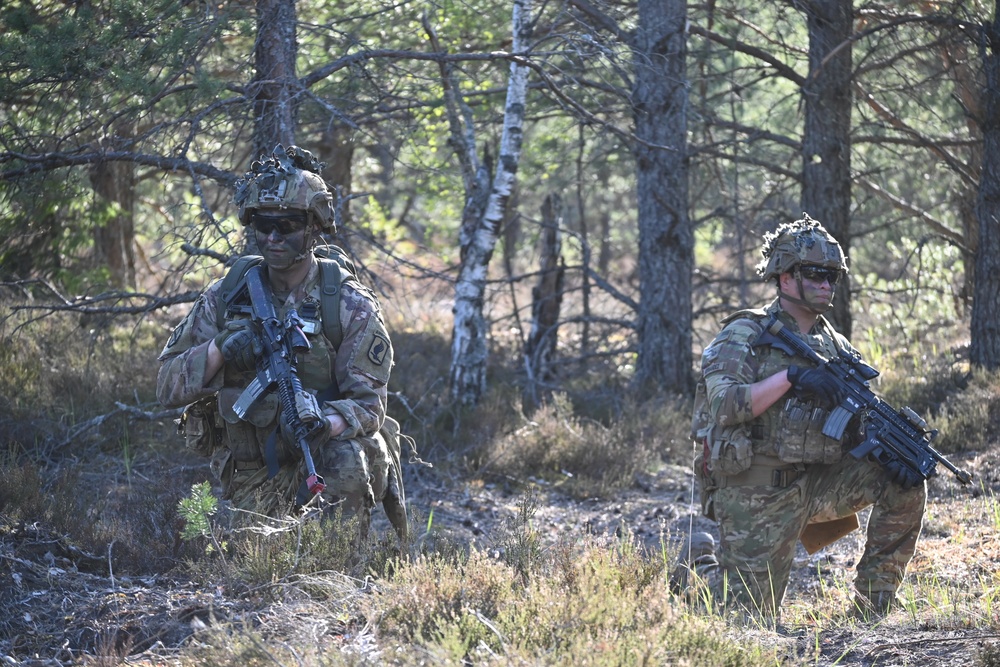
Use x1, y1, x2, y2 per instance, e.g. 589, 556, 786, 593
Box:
1, 289, 999, 665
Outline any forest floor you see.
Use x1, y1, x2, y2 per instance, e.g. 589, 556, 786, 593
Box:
2, 441, 998, 666
406, 449, 1000, 667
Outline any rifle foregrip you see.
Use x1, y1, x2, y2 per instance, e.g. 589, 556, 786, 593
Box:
848, 437, 878, 461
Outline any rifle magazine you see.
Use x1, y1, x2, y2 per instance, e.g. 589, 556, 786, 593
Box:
822, 406, 852, 440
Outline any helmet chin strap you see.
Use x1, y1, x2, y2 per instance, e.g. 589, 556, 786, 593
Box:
779, 270, 834, 315
289, 224, 320, 265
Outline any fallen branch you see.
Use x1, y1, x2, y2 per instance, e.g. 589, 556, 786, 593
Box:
55, 403, 183, 451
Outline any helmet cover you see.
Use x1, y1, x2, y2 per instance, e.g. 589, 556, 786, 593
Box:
233, 144, 336, 232
755, 214, 848, 281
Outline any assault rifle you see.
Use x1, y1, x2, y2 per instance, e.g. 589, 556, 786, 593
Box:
228, 265, 326, 497
757, 315, 972, 487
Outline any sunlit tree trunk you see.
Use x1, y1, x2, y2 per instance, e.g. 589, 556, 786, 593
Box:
318, 122, 356, 234
449, 0, 532, 406
800, 0, 853, 337
971, 7, 1000, 370
632, 0, 693, 394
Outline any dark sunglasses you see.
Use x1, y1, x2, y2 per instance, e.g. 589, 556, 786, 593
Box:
798, 265, 842, 285
251, 212, 308, 236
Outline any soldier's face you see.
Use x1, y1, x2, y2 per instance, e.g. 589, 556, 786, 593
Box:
253, 211, 310, 269
780, 267, 835, 312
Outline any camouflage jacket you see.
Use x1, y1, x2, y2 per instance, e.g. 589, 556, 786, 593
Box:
698, 298, 859, 464
156, 256, 393, 444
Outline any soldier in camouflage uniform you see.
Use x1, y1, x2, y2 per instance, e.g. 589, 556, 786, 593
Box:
157, 145, 405, 540
679, 215, 926, 620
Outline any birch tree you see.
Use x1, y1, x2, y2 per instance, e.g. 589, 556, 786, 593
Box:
436, 0, 533, 406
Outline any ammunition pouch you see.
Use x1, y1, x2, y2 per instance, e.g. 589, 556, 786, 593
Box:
213, 387, 275, 497
177, 396, 224, 457
694, 425, 754, 521
707, 424, 754, 476
773, 397, 842, 464
694, 439, 718, 521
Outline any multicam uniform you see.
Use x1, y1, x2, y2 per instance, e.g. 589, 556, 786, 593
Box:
693, 298, 926, 615
157, 257, 394, 520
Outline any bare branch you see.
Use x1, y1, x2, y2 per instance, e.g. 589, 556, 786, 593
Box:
0, 151, 236, 185
854, 179, 969, 251
565, 0, 632, 44
2, 281, 201, 316
855, 82, 978, 187
688, 24, 807, 87
694, 147, 800, 181
180, 243, 231, 264
54, 402, 182, 452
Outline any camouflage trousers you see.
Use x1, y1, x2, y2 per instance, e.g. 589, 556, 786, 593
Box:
707, 454, 926, 616
219, 435, 384, 531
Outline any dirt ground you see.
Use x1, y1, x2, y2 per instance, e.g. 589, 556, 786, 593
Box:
2, 446, 998, 666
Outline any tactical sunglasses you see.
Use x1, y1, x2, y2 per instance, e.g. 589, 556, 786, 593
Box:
798, 265, 842, 285
251, 212, 308, 236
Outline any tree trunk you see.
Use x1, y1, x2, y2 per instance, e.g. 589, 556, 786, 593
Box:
632, 0, 694, 395
943, 40, 983, 314
524, 193, 565, 411
245, 0, 299, 256
576, 123, 591, 353
318, 122, 356, 233
449, 0, 532, 406
800, 0, 853, 337
89, 131, 136, 288
971, 8, 1000, 370
252, 0, 298, 158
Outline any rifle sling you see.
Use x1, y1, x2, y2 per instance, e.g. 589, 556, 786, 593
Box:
264, 429, 282, 479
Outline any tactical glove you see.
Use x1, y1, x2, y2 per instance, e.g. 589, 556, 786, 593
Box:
217, 322, 262, 373
787, 364, 845, 409
884, 459, 923, 491
294, 391, 332, 447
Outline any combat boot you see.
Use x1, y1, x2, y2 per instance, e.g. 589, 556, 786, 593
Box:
852, 590, 903, 621
669, 531, 718, 595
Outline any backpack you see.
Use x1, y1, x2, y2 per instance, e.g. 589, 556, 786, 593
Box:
216, 244, 359, 349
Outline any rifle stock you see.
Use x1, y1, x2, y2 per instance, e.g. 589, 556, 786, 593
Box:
757, 316, 972, 486
230, 265, 326, 497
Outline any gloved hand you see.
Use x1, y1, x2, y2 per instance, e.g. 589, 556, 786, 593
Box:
884, 459, 923, 490
216, 321, 262, 373
787, 364, 845, 408
294, 391, 331, 447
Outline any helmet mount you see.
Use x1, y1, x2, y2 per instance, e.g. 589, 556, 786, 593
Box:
233, 144, 337, 234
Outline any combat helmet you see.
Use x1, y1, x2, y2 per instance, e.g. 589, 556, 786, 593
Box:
755, 214, 848, 281
233, 144, 336, 233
